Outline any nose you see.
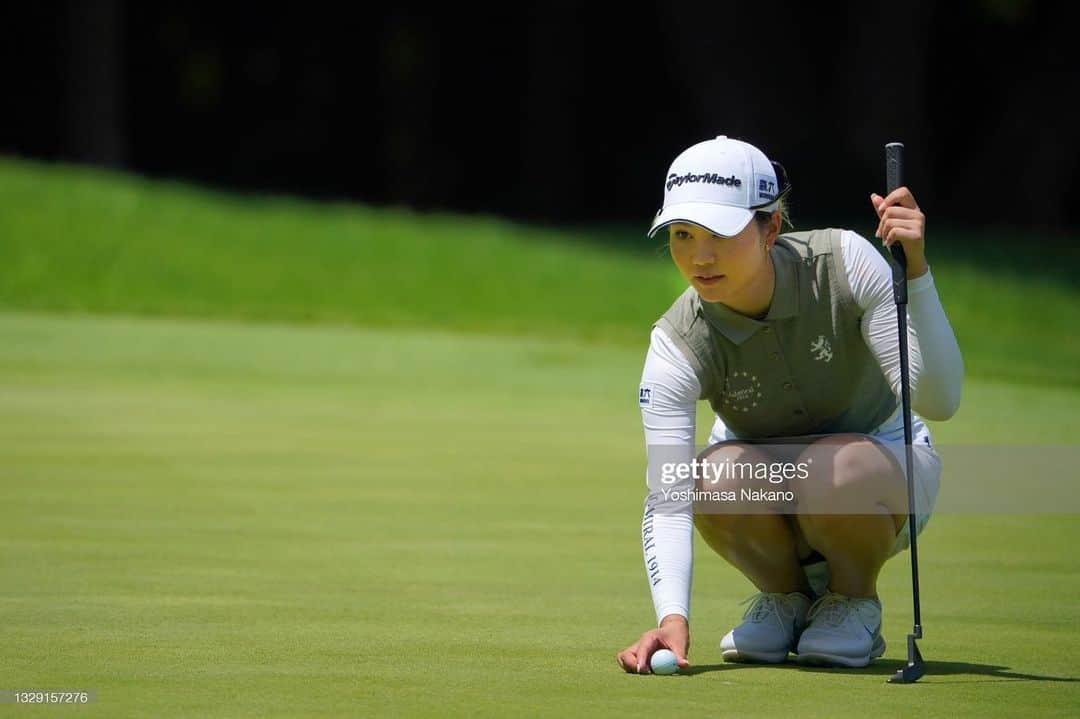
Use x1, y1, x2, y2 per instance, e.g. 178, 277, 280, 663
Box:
692, 238, 716, 265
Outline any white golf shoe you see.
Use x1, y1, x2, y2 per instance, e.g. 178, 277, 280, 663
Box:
796, 593, 886, 667
720, 592, 811, 663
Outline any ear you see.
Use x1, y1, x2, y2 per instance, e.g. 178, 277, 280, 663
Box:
766, 210, 782, 243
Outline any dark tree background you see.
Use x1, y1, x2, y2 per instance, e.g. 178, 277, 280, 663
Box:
2, 0, 1076, 232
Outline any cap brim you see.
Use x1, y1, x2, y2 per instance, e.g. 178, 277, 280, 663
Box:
647, 202, 755, 239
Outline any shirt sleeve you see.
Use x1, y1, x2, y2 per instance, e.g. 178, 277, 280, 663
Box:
841, 230, 964, 421
639, 326, 698, 623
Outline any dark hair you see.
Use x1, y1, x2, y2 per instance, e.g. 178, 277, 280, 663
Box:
754, 160, 792, 229
754, 196, 791, 230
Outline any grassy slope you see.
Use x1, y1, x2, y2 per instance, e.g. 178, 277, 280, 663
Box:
1, 314, 1078, 718
0, 157, 680, 346
2, 156, 1078, 388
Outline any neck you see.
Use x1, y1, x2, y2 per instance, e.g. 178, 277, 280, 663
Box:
723, 253, 775, 319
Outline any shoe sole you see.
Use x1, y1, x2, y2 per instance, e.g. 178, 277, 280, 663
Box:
796, 636, 886, 668
722, 648, 790, 664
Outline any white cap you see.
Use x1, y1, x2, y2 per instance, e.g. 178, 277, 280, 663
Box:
647, 135, 783, 238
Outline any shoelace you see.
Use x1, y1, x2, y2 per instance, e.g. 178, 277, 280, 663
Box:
812, 591, 851, 626
808, 595, 855, 628
740, 593, 794, 622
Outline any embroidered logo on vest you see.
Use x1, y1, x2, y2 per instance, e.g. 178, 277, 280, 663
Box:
811, 335, 833, 363
721, 371, 763, 413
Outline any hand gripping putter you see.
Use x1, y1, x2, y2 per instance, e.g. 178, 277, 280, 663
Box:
883, 142, 926, 685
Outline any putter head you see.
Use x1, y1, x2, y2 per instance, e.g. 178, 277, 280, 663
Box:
887, 634, 925, 684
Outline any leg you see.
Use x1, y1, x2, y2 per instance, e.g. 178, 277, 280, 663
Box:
693, 441, 811, 596
794, 434, 907, 598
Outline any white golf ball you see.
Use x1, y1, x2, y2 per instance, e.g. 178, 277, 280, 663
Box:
649, 648, 678, 675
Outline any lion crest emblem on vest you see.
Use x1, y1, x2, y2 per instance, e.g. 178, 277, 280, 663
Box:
811, 335, 833, 363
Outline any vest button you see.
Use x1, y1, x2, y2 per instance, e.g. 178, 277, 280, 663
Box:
794, 409, 805, 415
770, 352, 780, 360
783, 381, 793, 390
761, 327, 771, 334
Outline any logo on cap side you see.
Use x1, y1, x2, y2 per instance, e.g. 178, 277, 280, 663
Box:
667, 172, 742, 192
754, 173, 777, 201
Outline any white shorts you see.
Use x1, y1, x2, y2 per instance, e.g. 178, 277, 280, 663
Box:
871, 419, 941, 556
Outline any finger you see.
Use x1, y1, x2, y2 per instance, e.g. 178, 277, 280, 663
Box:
880, 206, 922, 222
869, 193, 885, 218
883, 223, 924, 247
881, 216, 923, 235
671, 644, 691, 669
884, 231, 922, 248
880, 219, 919, 243
877, 208, 922, 238
617, 649, 638, 673
880, 186, 920, 211
631, 641, 646, 674
880, 215, 923, 240
634, 636, 662, 674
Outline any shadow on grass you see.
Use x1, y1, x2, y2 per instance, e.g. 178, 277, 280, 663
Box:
683, 659, 1079, 683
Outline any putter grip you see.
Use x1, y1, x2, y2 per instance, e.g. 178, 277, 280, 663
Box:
885, 142, 907, 304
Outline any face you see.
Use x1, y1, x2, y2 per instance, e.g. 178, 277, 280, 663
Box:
667, 216, 778, 305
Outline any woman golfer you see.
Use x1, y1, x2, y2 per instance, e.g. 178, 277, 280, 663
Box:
617, 136, 963, 672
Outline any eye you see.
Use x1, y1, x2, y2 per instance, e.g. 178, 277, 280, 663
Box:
673, 230, 691, 240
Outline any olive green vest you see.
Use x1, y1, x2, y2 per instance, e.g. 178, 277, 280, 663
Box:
655, 228, 897, 439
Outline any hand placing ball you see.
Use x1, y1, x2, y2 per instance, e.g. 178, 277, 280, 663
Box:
649, 649, 679, 675
616, 616, 690, 674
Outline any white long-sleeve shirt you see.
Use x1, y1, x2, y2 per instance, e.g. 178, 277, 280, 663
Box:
639, 229, 964, 623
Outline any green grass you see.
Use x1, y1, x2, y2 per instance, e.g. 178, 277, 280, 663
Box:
0, 156, 680, 346
2, 313, 1078, 718
2, 156, 1079, 387
2, 159, 1079, 716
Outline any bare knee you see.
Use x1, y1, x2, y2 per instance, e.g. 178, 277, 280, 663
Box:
696, 440, 768, 487
795, 434, 906, 517
693, 440, 791, 548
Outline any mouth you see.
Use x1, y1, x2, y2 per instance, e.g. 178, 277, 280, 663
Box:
694, 273, 725, 286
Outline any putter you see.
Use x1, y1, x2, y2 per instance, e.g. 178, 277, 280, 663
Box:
883, 142, 926, 684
